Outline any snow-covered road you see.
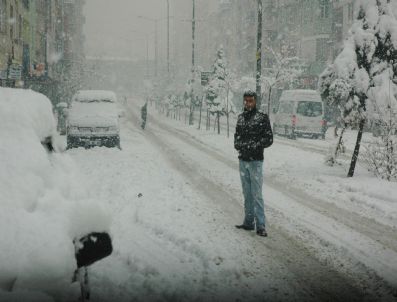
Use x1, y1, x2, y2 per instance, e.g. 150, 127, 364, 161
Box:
66, 110, 313, 301
51, 97, 396, 302
33, 97, 395, 301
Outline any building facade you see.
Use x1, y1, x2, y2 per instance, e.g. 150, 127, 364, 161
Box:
0, 0, 85, 104
197, 0, 357, 86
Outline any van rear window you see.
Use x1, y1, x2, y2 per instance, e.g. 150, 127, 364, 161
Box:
297, 101, 323, 117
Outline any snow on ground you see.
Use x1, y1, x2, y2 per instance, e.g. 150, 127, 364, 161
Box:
161, 107, 397, 229
1, 90, 396, 301
62, 110, 318, 301
136, 100, 397, 296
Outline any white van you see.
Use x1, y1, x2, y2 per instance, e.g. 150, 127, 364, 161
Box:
273, 90, 326, 139
66, 90, 120, 149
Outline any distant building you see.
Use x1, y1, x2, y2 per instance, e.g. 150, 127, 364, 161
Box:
195, 0, 357, 88
0, 0, 30, 87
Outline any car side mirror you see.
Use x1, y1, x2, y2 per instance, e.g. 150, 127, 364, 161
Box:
74, 232, 113, 268
41, 136, 54, 152
73, 232, 113, 301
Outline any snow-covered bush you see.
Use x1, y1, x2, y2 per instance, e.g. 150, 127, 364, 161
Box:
362, 121, 397, 181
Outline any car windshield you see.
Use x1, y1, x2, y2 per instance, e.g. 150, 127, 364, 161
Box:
297, 101, 323, 117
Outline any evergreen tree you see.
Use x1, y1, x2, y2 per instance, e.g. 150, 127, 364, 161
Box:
206, 46, 235, 134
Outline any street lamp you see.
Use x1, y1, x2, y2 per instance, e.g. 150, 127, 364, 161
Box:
190, 0, 195, 125
256, 0, 263, 109
137, 16, 160, 77
166, 0, 170, 76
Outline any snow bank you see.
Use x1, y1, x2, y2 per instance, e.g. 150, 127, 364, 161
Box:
0, 88, 110, 300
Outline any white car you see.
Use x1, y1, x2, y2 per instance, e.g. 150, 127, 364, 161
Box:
67, 90, 120, 149
273, 90, 327, 140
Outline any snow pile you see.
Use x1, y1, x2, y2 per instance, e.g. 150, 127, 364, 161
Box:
0, 88, 110, 301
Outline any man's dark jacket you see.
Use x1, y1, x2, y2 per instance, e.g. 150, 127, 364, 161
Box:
234, 108, 273, 161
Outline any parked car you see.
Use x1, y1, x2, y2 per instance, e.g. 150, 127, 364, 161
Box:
66, 90, 120, 149
273, 90, 327, 140
0, 87, 57, 152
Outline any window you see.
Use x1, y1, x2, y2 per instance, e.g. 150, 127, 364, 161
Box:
297, 101, 323, 117
302, 0, 311, 24
18, 14, 21, 40
278, 101, 294, 114
348, 3, 354, 21
316, 38, 328, 61
0, 0, 6, 33
319, 0, 330, 19
9, 4, 13, 39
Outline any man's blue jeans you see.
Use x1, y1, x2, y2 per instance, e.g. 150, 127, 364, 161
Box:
239, 160, 266, 230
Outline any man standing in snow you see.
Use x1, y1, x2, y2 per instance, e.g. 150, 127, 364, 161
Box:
234, 90, 273, 237
141, 102, 148, 130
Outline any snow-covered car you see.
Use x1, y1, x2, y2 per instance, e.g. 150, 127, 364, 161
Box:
0, 87, 57, 152
273, 90, 327, 140
67, 90, 121, 149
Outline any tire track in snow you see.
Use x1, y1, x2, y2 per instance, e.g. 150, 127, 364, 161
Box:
150, 111, 397, 254
152, 115, 397, 288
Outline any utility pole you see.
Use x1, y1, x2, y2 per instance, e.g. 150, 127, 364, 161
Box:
166, 0, 170, 76
155, 19, 158, 77
189, 0, 195, 125
256, 0, 263, 109
146, 38, 149, 78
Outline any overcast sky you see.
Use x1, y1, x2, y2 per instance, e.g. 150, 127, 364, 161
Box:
84, 0, 168, 60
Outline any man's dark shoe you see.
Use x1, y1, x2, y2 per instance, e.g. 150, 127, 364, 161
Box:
235, 224, 255, 231
256, 229, 268, 237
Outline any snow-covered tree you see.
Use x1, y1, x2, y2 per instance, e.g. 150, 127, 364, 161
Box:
206, 46, 235, 135
261, 47, 303, 114
319, 0, 397, 177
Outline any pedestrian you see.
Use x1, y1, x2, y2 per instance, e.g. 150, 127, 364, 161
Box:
234, 90, 273, 237
141, 101, 148, 130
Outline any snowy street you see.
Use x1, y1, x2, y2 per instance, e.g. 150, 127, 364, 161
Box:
1, 1, 397, 301
51, 98, 395, 301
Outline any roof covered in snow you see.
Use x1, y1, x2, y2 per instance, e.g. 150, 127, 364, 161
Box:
72, 90, 117, 103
